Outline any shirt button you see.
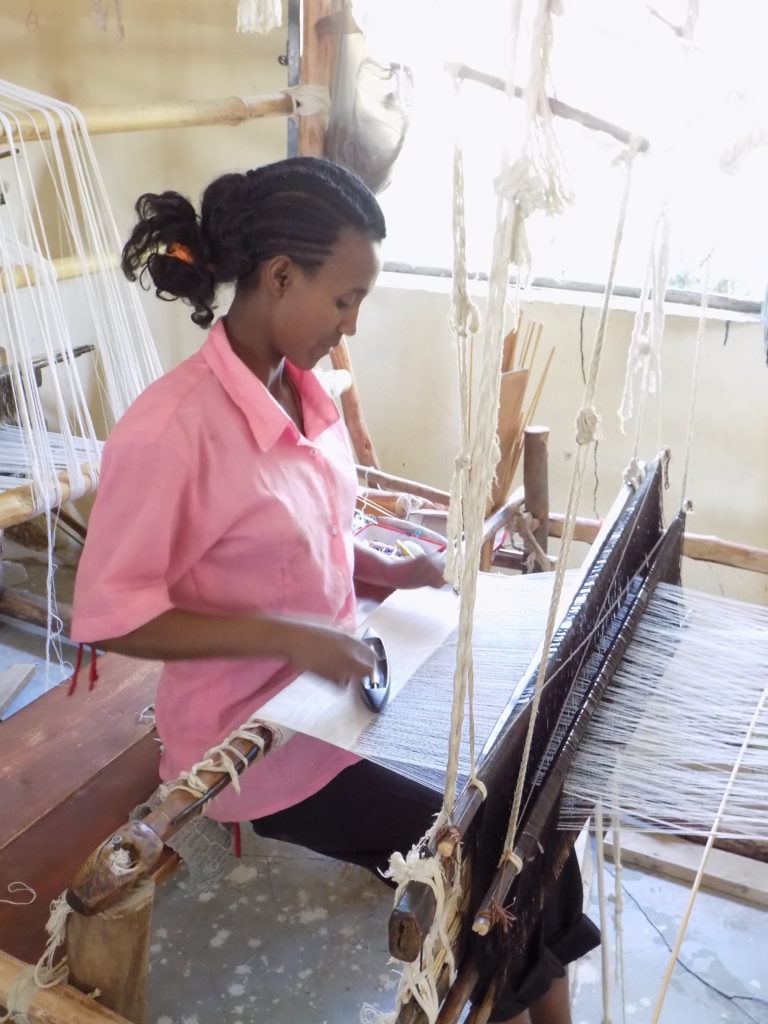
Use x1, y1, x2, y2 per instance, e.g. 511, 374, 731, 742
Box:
331, 525, 338, 536
309, 448, 317, 457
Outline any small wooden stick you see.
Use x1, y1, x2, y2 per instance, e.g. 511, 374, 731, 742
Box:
501, 326, 519, 373
518, 321, 535, 368
329, 340, 380, 468
523, 347, 555, 431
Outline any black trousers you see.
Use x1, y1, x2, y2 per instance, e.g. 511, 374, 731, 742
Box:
252, 759, 599, 1021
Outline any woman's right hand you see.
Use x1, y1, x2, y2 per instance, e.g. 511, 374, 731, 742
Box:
288, 622, 377, 686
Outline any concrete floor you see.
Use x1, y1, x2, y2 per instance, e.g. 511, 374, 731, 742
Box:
143, 823, 768, 1024
3, 542, 767, 1024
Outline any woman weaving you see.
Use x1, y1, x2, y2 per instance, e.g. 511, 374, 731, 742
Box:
71, 156, 596, 1024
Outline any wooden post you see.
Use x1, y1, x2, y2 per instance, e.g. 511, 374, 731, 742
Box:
522, 426, 549, 570
299, 0, 381, 467
66, 881, 155, 1024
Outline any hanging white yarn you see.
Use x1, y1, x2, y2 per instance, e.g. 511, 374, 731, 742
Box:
0, 892, 72, 1023
501, 138, 640, 859
617, 202, 670, 438
0, 79, 160, 511
444, 69, 480, 593
442, 0, 570, 823
236, 0, 282, 34
367, 840, 461, 1024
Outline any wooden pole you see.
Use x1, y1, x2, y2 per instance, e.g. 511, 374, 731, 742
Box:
0, 93, 295, 144
0, 467, 96, 530
0, 255, 119, 292
522, 426, 549, 567
0, 585, 72, 633
67, 880, 155, 1024
548, 514, 768, 576
452, 63, 650, 153
299, 0, 381, 467
0, 949, 132, 1024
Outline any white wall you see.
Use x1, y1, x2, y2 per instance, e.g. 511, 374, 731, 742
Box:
349, 275, 768, 605
2, 2, 766, 605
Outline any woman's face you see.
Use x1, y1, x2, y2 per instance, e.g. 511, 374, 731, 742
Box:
270, 227, 381, 370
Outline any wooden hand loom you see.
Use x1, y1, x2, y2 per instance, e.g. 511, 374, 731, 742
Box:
0, 454, 687, 1024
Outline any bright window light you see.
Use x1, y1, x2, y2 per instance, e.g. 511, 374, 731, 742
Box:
356, 0, 768, 304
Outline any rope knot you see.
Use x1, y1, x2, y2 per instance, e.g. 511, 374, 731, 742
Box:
500, 848, 524, 874
494, 159, 547, 219
575, 406, 600, 445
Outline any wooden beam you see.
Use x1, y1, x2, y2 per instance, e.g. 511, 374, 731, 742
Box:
604, 831, 768, 909
299, 0, 380, 467
548, 513, 768, 575
0, 93, 295, 144
0, 949, 133, 1024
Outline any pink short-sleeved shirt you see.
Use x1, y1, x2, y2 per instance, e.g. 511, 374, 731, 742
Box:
71, 319, 360, 821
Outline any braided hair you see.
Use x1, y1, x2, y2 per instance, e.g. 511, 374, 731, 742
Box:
121, 156, 386, 327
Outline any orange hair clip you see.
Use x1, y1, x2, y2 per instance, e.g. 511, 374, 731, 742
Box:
166, 242, 194, 265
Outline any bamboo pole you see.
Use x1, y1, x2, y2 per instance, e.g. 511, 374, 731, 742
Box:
548, 514, 768, 576
0, 949, 132, 1024
0, 93, 295, 144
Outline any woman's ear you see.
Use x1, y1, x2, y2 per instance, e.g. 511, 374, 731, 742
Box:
264, 255, 294, 297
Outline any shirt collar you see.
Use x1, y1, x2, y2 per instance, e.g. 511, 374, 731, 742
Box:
200, 319, 341, 450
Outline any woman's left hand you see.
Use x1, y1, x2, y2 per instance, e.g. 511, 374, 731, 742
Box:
388, 548, 446, 590
354, 537, 446, 591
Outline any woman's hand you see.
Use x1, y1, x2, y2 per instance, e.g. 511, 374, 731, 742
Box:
287, 621, 377, 685
388, 549, 446, 590
354, 538, 446, 591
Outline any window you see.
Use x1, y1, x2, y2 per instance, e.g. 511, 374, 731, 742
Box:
357, 0, 768, 308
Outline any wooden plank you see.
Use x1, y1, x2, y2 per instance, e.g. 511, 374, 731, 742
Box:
604, 831, 768, 908
0, 654, 162, 961
0, 663, 35, 718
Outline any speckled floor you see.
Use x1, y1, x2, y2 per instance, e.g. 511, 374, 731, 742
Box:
144, 825, 768, 1024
